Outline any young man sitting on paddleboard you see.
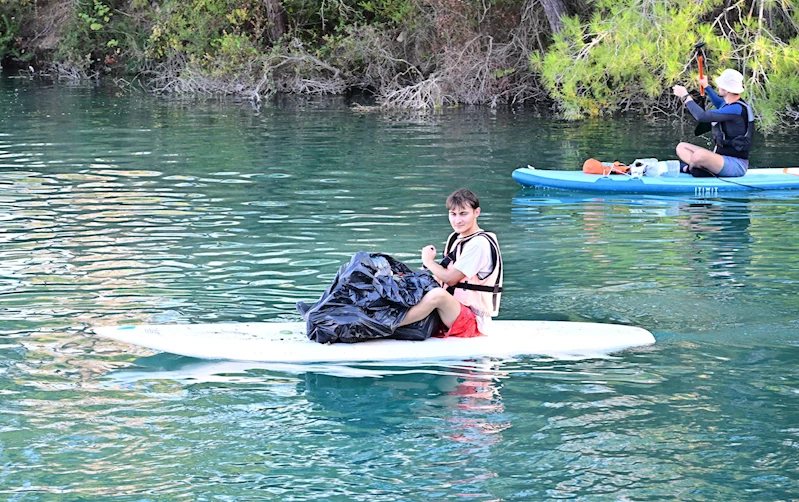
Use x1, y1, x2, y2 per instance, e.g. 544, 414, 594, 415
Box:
672, 68, 754, 177
397, 189, 503, 338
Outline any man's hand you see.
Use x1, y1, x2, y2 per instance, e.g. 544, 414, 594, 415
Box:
698, 76, 708, 89
421, 245, 437, 268
672, 85, 688, 98
421, 245, 465, 286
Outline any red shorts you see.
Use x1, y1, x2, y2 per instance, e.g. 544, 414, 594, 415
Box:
435, 303, 482, 338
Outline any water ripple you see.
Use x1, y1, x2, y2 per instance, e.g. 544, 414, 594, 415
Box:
3, 85, 799, 500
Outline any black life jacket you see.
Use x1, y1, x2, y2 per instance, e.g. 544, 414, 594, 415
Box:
712, 98, 754, 159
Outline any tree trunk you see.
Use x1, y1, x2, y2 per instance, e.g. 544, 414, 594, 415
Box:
539, 0, 568, 34
265, 0, 288, 42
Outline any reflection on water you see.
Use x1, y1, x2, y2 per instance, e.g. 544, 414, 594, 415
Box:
7, 336, 798, 500
2, 79, 799, 500
510, 192, 798, 339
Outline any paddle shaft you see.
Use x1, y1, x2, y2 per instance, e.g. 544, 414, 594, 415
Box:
698, 55, 705, 96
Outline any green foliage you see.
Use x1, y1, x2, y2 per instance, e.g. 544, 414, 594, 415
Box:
533, 0, 799, 131
143, 0, 423, 81
56, 0, 128, 71
0, 0, 34, 62
0, 12, 18, 60
536, 0, 720, 118
77, 0, 112, 32
283, 0, 419, 46
491, 67, 515, 79
3, 0, 796, 129
144, 0, 415, 65
728, 9, 799, 131
209, 32, 261, 77
145, 0, 271, 77
359, 0, 415, 26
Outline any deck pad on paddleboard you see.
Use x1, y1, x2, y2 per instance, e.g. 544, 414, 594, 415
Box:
94, 321, 655, 363
512, 166, 799, 194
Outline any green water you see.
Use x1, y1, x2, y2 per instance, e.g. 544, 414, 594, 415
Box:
1, 76, 798, 500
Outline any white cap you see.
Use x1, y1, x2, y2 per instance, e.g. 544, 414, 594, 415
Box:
715, 69, 745, 94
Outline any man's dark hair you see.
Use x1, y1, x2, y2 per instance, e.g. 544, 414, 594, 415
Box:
446, 189, 480, 211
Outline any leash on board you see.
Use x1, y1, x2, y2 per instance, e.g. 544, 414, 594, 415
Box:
688, 166, 766, 191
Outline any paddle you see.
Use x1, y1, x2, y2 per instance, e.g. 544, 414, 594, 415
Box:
693, 41, 712, 136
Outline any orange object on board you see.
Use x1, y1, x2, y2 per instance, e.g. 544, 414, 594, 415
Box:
582, 158, 629, 175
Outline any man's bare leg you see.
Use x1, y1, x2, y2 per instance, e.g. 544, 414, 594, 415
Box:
397, 288, 462, 328
676, 142, 725, 174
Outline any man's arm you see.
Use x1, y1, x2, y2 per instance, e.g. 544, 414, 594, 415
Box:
685, 100, 742, 123
704, 86, 725, 109
421, 246, 466, 286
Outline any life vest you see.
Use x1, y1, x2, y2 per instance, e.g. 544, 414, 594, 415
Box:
439, 230, 503, 317
711, 99, 754, 159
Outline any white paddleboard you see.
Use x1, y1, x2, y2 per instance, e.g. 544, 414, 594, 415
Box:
94, 321, 655, 363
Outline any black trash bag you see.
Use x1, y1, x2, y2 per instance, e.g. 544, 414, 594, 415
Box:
297, 251, 442, 344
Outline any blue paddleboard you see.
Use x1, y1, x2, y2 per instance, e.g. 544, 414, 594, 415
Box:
512, 166, 799, 194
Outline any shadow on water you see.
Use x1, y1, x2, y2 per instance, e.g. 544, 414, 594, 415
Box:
104, 350, 515, 383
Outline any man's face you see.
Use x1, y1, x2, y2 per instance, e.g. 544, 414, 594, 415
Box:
448, 204, 480, 235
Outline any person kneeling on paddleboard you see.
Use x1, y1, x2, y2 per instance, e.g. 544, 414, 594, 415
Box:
397, 189, 503, 338
672, 68, 754, 177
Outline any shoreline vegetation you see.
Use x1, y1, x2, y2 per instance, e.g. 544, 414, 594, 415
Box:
1, 0, 798, 131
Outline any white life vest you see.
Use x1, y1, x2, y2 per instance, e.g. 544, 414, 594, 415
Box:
441, 230, 503, 317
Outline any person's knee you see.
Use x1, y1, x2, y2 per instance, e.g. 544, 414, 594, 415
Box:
421, 287, 461, 323
692, 150, 714, 165
688, 148, 710, 164
676, 143, 695, 160
421, 287, 448, 307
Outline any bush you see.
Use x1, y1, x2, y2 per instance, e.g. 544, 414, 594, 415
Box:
0, 0, 35, 63
532, 0, 799, 131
